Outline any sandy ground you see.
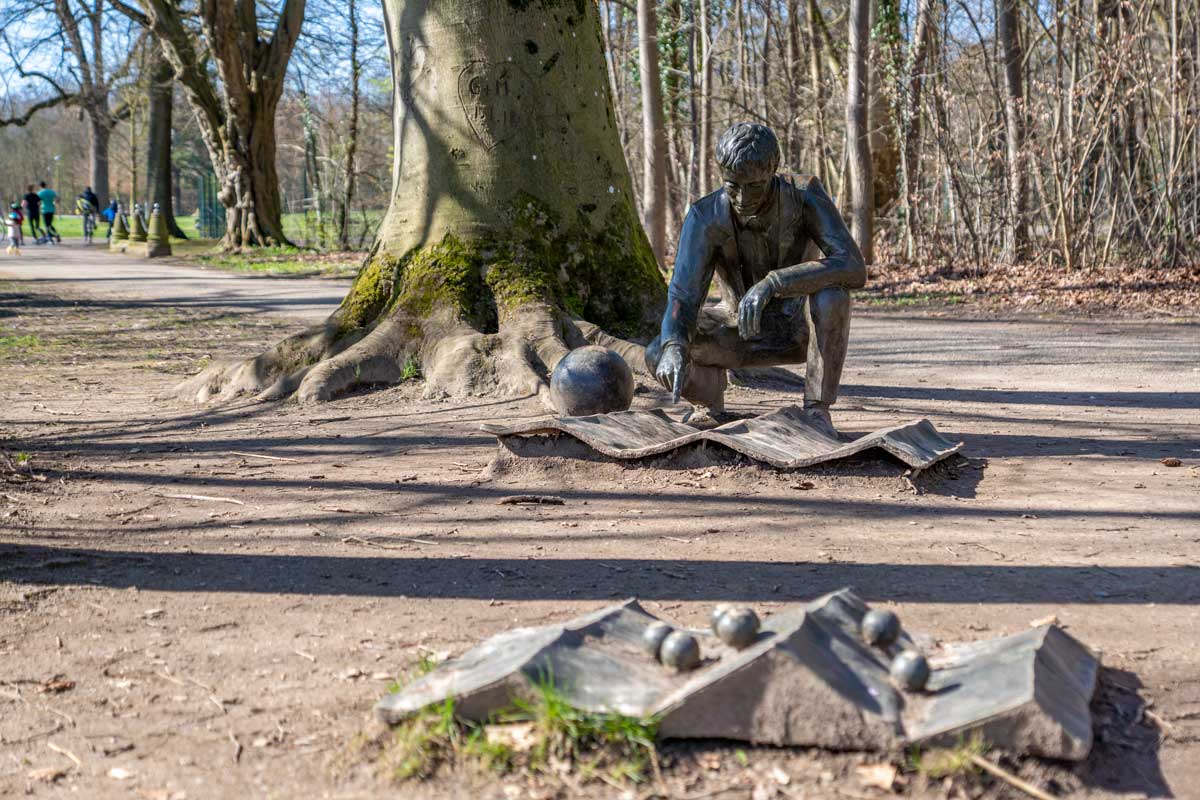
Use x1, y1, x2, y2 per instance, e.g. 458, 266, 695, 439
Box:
1, 243, 1198, 799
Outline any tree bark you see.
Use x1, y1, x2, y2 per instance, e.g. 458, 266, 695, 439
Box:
846, 0, 874, 263
899, 0, 935, 258
997, 0, 1027, 261
336, 0, 361, 251
179, 0, 664, 406
638, 0, 669, 264
145, 47, 186, 238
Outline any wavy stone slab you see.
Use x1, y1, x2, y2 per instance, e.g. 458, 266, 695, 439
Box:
481, 406, 962, 471
376, 589, 1099, 760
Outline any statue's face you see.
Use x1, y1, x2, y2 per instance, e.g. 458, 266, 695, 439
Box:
720, 167, 775, 219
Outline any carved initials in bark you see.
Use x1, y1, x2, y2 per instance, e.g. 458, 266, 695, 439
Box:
458, 60, 534, 150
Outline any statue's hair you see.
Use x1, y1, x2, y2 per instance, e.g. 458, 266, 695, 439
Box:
715, 123, 780, 178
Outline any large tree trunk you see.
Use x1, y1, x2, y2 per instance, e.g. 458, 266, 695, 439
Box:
997, 0, 1027, 262
638, 0, 669, 264
336, 0, 361, 251
88, 114, 111, 208
179, 0, 665, 405
145, 48, 187, 238
846, 0, 874, 263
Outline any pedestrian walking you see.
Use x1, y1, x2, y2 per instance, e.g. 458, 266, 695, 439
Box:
37, 181, 61, 243
22, 185, 42, 240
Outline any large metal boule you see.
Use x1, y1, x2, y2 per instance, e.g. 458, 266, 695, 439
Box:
860, 609, 901, 648
549, 346, 634, 417
715, 607, 760, 649
709, 603, 734, 631
889, 650, 931, 692
641, 621, 673, 658
659, 631, 701, 671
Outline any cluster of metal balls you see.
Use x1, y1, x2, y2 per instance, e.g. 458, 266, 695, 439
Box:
859, 608, 931, 692
641, 605, 764, 672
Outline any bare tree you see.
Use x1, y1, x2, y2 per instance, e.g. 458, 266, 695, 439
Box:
845, 0, 873, 262
0, 0, 141, 206
996, 0, 1027, 261
637, 0, 668, 264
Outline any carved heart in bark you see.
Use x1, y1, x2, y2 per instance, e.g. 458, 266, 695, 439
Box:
457, 60, 534, 150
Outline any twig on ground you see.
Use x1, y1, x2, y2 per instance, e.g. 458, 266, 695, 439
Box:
340, 535, 410, 551
968, 754, 1057, 800
155, 492, 245, 505
229, 731, 242, 763
293, 649, 316, 663
46, 741, 82, 768
32, 404, 82, 416
103, 502, 160, 518
229, 451, 300, 462
497, 494, 565, 505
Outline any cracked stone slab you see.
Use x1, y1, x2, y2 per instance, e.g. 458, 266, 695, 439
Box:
481, 406, 963, 471
376, 589, 1099, 760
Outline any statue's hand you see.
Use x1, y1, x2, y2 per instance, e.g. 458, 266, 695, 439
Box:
738, 279, 775, 339
656, 344, 690, 403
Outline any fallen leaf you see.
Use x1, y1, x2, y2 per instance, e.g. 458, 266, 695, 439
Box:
770, 766, 791, 785
856, 762, 897, 790
1029, 614, 1060, 628
36, 677, 75, 694
1161, 457, 1182, 467
144, 608, 165, 619
109, 766, 135, 780
791, 481, 816, 490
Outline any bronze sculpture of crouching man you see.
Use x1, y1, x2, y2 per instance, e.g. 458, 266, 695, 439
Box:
646, 122, 866, 436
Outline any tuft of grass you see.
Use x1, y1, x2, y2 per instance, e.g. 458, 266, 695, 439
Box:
907, 735, 988, 780
0, 334, 44, 349
400, 354, 421, 382
865, 292, 966, 307
377, 673, 659, 787
14, 452, 31, 465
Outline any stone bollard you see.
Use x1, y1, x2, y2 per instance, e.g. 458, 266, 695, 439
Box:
130, 204, 148, 243
144, 203, 172, 258
110, 207, 130, 253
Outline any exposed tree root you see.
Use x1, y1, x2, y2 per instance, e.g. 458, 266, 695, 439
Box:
176, 302, 650, 407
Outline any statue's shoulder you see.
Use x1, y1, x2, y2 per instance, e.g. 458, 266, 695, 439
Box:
685, 188, 733, 236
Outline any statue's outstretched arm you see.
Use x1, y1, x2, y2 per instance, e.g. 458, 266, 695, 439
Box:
661, 205, 720, 357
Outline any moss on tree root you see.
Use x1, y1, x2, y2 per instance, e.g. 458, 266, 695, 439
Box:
335, 195, 664, 343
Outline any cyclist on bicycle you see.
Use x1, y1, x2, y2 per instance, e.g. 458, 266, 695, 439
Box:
76, 187, 99, 244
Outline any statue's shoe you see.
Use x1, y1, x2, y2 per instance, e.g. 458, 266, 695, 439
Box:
802, 406, 840, 440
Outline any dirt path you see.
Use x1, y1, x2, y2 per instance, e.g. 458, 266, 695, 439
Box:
1, 244, 1198, 798
1, 240, 350, 320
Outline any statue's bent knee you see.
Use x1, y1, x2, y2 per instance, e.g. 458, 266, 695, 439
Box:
809, 286, 850, 328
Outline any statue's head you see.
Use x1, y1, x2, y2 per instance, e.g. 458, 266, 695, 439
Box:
716, 123, 780, 218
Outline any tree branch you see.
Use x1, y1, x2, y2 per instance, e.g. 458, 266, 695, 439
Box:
0, 93, 76, 127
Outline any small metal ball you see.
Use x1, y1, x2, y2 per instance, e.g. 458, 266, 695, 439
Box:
860, 609, 901, 647
709, 603, 734, 631
641, 621, 673, 658
889, 650, 931, 692
660, 631, 701, 671
715, 607, 760, 649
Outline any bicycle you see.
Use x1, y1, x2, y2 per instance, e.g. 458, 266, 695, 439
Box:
76, 198, 97, 244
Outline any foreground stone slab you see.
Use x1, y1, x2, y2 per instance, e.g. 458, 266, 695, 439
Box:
482, 406, 962, 471
376, 589, 1098, 760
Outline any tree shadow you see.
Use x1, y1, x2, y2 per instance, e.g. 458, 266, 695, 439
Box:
3, 544, 1198, 606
